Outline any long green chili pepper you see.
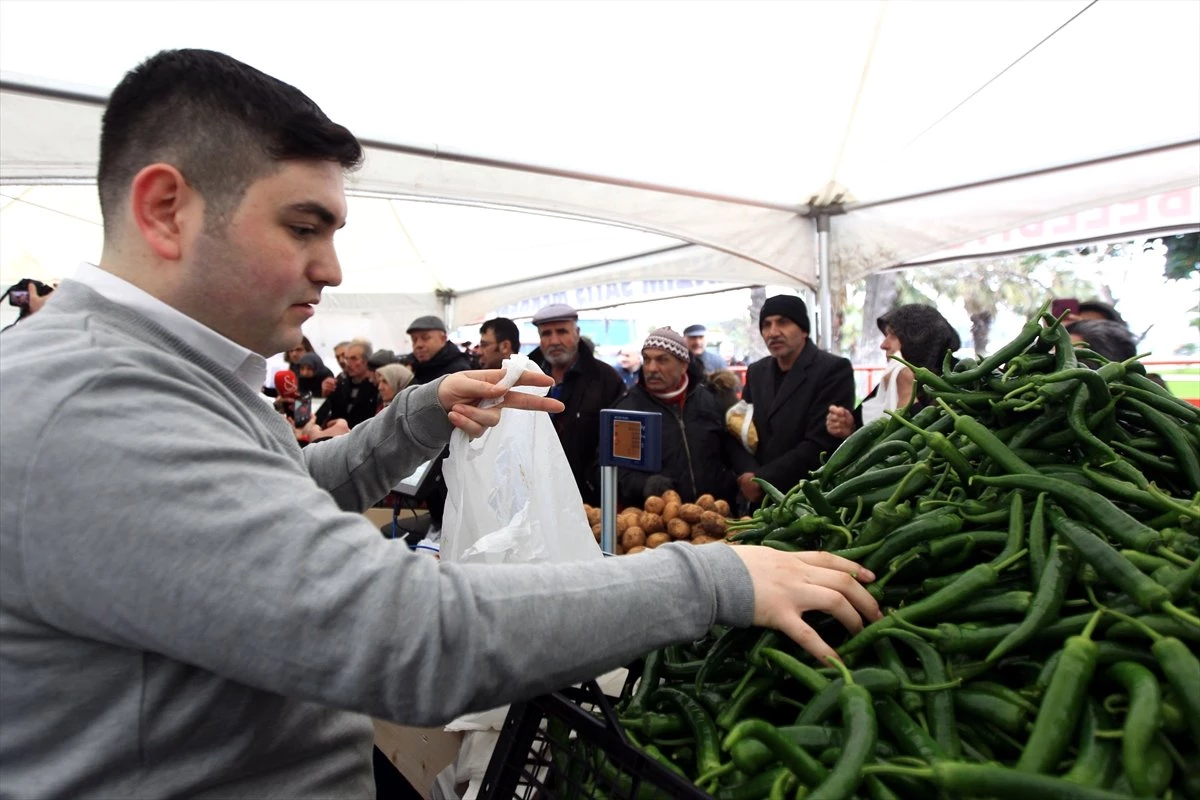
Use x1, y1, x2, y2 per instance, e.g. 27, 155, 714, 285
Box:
873, 638, 923, 716
986, 535, 1080, 663
1064, 700, 1119, 788
943, 304, 1047, 386
865, 761, 1133, 799
722, 718, 828, 787
1102, 608, 1200, 744
625, 649, 664, 717
1120, 394, 1200, 491
885, 408, 975, 486
952, 689, 1029, 737
1105, 660, 1166, 797
760, 647, 830, 693
815, 415, 891, 481
840, 548, 1026, 655
1027, 492, 1050, 585
1016, 609, 1104, 774
873, 695, 946, 763
715, 675, 776, 732
653, 687, 723, 779
939, 399, 1040, 477
976, 474, 1161, 552
1048, 509, 1199, 627
879, 629, 960, 759
807, 658, 877, 800
941, 590, 1032, 622
695, 627, 755, 693
824, 463, 929, 508
862, 510, 964, 573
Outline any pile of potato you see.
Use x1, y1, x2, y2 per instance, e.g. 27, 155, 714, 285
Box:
583, 491, 734, 554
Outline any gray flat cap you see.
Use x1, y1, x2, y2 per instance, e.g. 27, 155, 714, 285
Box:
532, 303, 579, 325
683, 324, 707, 337
407, 315, 447, 333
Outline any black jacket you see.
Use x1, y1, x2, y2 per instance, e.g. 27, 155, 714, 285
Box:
413, 341, 473, 385
529, 339, 626, 505
742, 342, 855, 492
613, 362, 756, 507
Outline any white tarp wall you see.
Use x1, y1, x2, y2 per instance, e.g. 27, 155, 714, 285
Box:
2, 0, 1198, 344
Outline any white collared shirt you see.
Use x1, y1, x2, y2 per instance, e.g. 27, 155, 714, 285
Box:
70, 263, 268, 392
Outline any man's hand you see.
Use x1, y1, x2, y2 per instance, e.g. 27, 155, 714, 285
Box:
730, 547, 882, 663
437, 369, 565, 437
320, 377, 337, 397
738, 472, 763, 503
825, 404, 855, 439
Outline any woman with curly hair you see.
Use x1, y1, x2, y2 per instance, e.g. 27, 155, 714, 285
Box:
826, 304, 961, 438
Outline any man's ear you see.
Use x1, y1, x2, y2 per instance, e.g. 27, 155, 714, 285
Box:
128, 164, 202, 261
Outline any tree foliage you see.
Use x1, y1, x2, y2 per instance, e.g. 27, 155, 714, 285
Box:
1160, 232, 1200, 282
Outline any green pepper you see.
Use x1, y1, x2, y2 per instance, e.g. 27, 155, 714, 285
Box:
652, 687, 722, 779
1105, 660, 1168, 796
952, 690, 1029, 737
1064, 700, 1119, 788
867, 761, 1134, 799
1120, 394, 1200, 491
806, 657, 877, 800
815, 415, 891, 487
824, 463, 928, 508
985, 535, 1079, 664
880, 629, 959, 758
722, 718, 828, 787
1016, 610, 1104, 774
862, 510, 964, 573
874, 695, 945, 763
625, 649, 663, 718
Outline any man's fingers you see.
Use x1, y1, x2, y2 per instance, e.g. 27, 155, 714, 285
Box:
773, 616, 837, 664
803, 585, 867, 634
497, 392, 564, 414
804, 565, 883, 623
795, 551, 876, 583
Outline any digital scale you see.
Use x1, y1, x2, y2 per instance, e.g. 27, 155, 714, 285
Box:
598, 409, 663, 554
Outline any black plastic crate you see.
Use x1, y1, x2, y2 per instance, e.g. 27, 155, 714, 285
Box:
478, 680, 712, 800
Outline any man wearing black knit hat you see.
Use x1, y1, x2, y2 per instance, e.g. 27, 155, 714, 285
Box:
738, 294, 855, 503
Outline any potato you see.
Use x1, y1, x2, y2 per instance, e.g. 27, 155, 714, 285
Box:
700, 511, 727, 537
626, 545, 648, 555
691, 523, 706, 538
714, 499, 731, 518
662, 489, 682, 506
643, 496, 666, 515
585, 506, 601, 526
640, 512, 665, 534
666, 518, 691, 540
616, 516, 629, 535
679, 503, 704, 524
591, 523, 601, 542
621, 526, 647, 551
615, 540, 626, 555
646, 532, 671, 549
662, 501, 681, 522
621, 508, 642, 524
692, 535, 717, 545
696, 494, 716, 511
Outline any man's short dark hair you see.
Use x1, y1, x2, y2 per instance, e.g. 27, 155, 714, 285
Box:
1066, 319, 1137, 363
98, 49, 363, 234
480, 317, 520, 353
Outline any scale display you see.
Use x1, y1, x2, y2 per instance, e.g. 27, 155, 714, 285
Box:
599, 409, 662, 472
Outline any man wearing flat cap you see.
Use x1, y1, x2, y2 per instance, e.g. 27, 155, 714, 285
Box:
529, 303, 626, 505
684, 324, 727, 374
407, 314, 472, 384
739, 295, 854, 503
614, 328, 756, 507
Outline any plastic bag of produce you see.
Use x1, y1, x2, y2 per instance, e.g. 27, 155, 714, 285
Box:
725, 399, 758, 453
441, 354, 603, 565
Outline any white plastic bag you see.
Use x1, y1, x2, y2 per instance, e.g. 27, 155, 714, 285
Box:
725, 399, 758, 454
441, 354, 603, 565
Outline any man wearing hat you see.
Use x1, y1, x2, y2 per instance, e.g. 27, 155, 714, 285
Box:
738, 295, 855, 503
407, 314, 472, 384
529, 303, 626, 505
614, 328, 756, 507
684, 324, 727, 374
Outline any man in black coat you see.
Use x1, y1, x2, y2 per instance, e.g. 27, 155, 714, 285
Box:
407, 315, 473, 384
614, 328, 756, 508
528, 304, 626, 505
739, 295, 855, 504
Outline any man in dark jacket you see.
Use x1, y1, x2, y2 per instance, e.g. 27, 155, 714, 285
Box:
528, 304, 626, 505
739, 295, 854, 504
407, 315, 472, 384
315, 341, 379, 429
614, 328, 755, 507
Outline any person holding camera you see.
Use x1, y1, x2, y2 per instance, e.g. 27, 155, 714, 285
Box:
1, 279, 54, 331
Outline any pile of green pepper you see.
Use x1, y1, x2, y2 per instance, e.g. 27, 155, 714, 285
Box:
600, 304, 1200, 800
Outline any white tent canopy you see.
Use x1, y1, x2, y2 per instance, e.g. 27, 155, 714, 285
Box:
1, 0, 1198, 346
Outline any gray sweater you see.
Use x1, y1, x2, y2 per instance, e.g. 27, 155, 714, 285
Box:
0, 281, 755, 799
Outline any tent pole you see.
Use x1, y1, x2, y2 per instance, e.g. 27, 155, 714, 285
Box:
816, 214, 833, 349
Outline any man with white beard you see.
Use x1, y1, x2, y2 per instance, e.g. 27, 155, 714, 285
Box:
528, 304, 626, 505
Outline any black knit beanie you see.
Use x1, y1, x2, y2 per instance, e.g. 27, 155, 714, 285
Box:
759, 295, 810, 333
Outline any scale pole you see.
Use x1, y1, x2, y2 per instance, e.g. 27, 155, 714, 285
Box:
600, 465, 618, 555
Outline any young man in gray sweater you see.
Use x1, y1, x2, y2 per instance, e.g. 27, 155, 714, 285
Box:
0, 49, 880, 798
